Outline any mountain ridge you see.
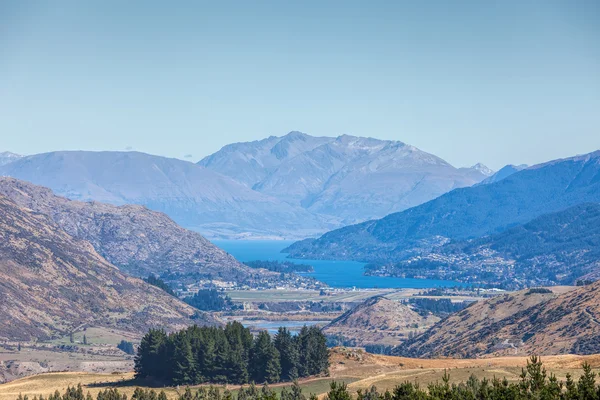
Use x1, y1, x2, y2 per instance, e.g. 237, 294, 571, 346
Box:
395, 283, 600, 357
0, 193, 216, 342
0, 177, 307, 287
366, 202, 600, 288
0, 151, 336, 239
200, 132, 492, 224
285, 150, 600, 262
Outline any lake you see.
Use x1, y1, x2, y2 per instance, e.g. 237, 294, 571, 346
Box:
213, 240, 461, 289
231, 319, 329, 335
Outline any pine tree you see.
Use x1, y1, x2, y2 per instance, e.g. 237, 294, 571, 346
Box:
290, 381, 306, 400
250, 331, 281, 383
171, 331, 196, 385
274, 327, 300, 381
297, 326, 329, 377
578, 363, 598, 400
135, 329, 167, 380
324, 382, 352, 400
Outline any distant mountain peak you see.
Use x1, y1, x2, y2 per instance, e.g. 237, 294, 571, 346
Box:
198, 132, 492, 227
283, 130, 310, 140
470, 163, 494, 176
0, 151, 23, 166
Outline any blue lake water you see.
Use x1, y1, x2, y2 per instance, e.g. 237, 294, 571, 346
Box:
213, 240, 461, 289
236, 320, 328, 335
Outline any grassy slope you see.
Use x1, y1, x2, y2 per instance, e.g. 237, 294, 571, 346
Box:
3, 349, 600, 400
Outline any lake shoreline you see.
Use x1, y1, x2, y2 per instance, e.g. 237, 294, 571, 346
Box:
213, 240, 462, 289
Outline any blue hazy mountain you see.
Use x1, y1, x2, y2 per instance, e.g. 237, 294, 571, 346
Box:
0, 151, 337, 239
478, 164, 528, 185
200, 132, 492, 224
375, 202, 600, 287
285, 151, 600, 262
0, 151, 22, 166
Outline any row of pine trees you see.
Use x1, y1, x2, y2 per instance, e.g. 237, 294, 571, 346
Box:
134, 322, 329, 385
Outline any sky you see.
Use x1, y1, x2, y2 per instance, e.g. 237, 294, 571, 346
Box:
1, 1, 599, 170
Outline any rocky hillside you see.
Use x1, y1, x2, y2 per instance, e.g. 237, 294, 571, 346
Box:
396, 283, 600, 358
286, 151, 600, 262
0, 177, 269, 283
0, 151, 335, 239
322, 296, 439, 346
0, 194, 217, 342
200, 132, 492, 224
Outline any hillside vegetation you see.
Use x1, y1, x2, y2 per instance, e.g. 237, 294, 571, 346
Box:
322, 297, 439, 346
0, 178, 296, 287
368, 203, 600, 288
396, 282, 600, 358
0, 194, 214, 341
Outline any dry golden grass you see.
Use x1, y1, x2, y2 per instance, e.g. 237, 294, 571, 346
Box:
328, 348, 600, 394
3, 349, 600, 400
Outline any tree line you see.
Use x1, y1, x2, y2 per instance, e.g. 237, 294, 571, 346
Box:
13, 356, 600, 400
183, 289, 236, 311
144, 275, 175, 296
134, 322, 329, 385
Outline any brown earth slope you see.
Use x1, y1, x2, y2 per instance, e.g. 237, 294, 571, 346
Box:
323, 296, 439, 346
0, 177, 269, 282
0, 194, 216, 341
396, 284, 600, 358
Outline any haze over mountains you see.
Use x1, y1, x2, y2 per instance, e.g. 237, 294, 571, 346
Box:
0, 152, 22, 166
286, 151, 600, 263
0, 132, 492, 239
0, 150, 334, 239
200, 132, 492, 223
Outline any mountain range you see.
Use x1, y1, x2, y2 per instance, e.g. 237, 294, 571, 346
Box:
285, 151, 600, 263
0, 191, 216, 342
0, 151, 334, 239
367, 202, 600, 288
200, 132, 492, 224
0, 177, 277, 284
0, 133, 492, 238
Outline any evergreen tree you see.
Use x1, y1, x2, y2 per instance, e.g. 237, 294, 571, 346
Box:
297, 327, 329, 377
250, 331, 281, 383
324, 382, 352, 400
578, 363, 598, 400
117, 340, 135, 355
135, 329, 167, 380
274, 327, 300, 381
171, 331, 196, 385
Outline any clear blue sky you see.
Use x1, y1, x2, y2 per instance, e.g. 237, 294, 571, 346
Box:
1, 0, 598, 170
